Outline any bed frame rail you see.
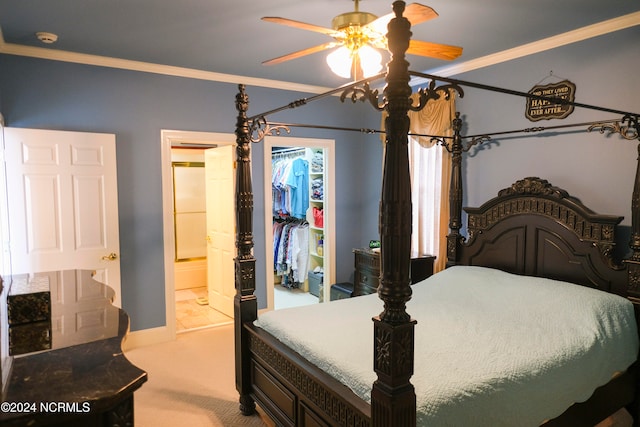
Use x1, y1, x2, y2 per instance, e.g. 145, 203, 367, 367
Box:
246, 324, 371, 426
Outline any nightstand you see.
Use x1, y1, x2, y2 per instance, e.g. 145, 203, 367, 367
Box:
352, 248, 435, 297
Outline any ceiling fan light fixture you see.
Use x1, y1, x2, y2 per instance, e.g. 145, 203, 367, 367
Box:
358, 45, 382, 77
326, 45, 382, 80
331, 11, 378, 31
262, 3, 461, 78
326, 46, 353, 78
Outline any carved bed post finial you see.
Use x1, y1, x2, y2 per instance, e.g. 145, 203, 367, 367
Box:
446, 112, 464, 266
233, 84, 258, 416
371, 2, 417, 427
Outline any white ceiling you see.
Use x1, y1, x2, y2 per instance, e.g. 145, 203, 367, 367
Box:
1, 1, 639, 92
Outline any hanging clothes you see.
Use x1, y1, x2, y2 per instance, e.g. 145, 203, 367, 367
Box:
273, 219, 310, 289
272, 154, 310, 220
286, 157, 310, 219
271, 149, 311, 289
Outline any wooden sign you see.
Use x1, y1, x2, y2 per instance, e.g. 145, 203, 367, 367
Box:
525, 80, 576, 122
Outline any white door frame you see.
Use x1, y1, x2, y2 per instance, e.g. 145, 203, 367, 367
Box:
0, 119, 10, 275
264, 136, 336, 309
160, 130, 236, 338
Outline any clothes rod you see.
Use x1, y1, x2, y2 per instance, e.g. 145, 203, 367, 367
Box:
272, 147, 306, 153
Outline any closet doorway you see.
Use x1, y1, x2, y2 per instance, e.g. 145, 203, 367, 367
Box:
264, 136, 335, 311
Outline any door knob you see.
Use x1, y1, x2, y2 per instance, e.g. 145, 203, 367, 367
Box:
101, 253, 118, 261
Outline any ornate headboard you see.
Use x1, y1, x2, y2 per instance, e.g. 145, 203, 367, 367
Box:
449, 177, 628, 295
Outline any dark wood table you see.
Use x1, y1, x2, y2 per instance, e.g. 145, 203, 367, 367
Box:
0, 270, 147, 427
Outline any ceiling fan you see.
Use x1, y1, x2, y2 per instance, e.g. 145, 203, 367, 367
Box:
261, 1, 463, 80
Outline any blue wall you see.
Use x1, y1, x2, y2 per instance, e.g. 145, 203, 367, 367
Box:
0, 55, 383, 331
448, 26, 640, 252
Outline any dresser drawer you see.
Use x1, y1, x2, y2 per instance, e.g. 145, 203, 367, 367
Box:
355, 283, 377, 296
354, 250, 380, 271
353, 249, 380, 297
357, 266, 378, 284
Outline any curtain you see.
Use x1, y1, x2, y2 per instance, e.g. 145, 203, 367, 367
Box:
381, 89, 456, 272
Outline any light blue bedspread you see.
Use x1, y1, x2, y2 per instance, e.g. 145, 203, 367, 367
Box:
255, 266, 639, 426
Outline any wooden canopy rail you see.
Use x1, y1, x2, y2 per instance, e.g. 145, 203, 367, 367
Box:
233, 1, 640, 425
252, 116, 637, 147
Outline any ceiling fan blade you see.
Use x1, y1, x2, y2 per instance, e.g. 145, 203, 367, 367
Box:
366, 3, 439, 35
263, 42, 339, 66
262, 17, 339, 36
403, 3, 440, 25
407, 39, 463, 61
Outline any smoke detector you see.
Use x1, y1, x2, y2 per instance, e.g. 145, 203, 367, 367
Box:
36, 32, 58, 44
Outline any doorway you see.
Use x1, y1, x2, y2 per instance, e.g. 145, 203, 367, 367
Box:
161, 130, 236, 336
264, 136, 335, 311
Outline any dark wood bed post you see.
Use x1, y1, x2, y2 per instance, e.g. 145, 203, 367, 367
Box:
624, 140, 640, 424
627, 142, 640, 299
371, 2, 417, 426
233, 84, 258, 416
445, 112, 464, 267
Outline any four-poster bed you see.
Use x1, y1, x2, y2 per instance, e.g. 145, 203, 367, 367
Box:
233, 2, 640, 426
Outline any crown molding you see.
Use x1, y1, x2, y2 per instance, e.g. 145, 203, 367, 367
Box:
1, 11, 639, 93
0, 37, 333, 95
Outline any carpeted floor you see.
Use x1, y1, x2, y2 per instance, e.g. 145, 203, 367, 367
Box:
124, 324, 272, 427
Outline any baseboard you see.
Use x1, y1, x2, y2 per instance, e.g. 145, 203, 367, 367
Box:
122, 325, 175, 351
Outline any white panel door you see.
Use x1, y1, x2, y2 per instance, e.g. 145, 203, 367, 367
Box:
4, 128, 122, 307
205, 145, 235, 318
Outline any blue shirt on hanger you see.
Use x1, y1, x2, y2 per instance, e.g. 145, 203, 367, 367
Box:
286, 157, 309, 219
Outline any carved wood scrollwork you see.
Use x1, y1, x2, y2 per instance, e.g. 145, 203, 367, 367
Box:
497, 177, 559, 197
340, 73, 465, 114
106, 396, 134, 427
341, 81, 383, 110
465, 177, 623, 267
413, 79, 464, 113
627, 263, 640, 296
249, 116, 291, 142
249, 334, 370, 427
588, 114, 640, 141
235, 258, 256, 295
373, 318, 416, 379
436, 112, 492, 154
